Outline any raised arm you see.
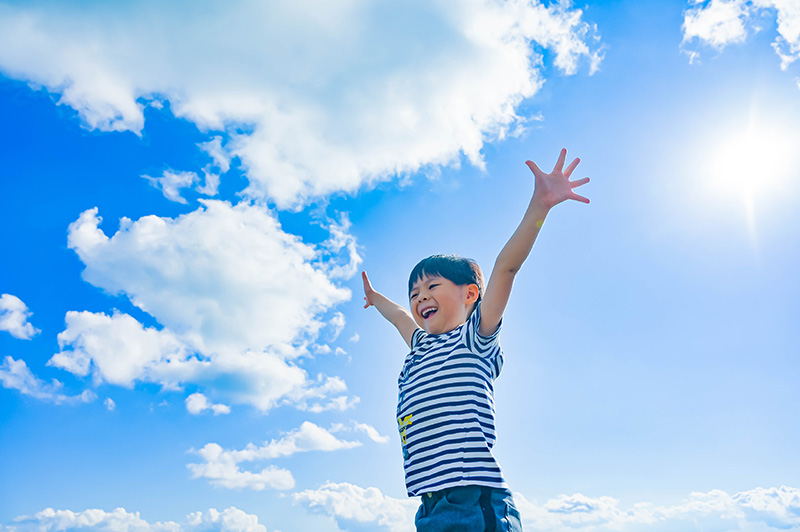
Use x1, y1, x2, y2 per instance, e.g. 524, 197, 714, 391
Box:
362, 271, 418, 349
479, 148, 590, 336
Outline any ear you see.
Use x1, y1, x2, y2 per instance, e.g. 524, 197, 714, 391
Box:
464, 283, 480, 305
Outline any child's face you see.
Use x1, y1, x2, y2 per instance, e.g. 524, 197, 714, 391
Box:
409, 274, 478, 335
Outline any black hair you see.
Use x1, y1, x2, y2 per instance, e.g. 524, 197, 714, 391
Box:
408, 254, 484, 303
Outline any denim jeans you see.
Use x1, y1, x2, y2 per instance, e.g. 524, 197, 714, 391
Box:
414, 485, 523, 532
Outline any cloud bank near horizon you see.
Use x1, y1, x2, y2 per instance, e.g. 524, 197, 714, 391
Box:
295, 483, 800, 532
5, 485, 798, 532
1, 506, 267, 532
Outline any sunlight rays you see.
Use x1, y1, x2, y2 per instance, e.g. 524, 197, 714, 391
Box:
703, 107, 800, 245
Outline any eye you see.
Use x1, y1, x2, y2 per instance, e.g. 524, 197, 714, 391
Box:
428, 283, 439, 290
410, 294, 418, 300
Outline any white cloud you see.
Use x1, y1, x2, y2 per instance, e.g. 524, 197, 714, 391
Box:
515, 486, 800, 531
187, 421, 361, 491
0, 356, 95, 405
50, 309, 356, 412
317, 214, 362, 281
329, 421, 391, 444
6, 487, 799, 532
66, 201, 351, 356
185, 392, 230, 415
183, 508, 266, 532
293, 483, 800, 532
187, 443, 295, 491
0, 294, 40, 339
199, 136, 231, 175
104, 397, 116, 411
760, 0, 800, 70
328, 312, 346, 341
295, 377, 361, 413
143, 170, 199, 204
352, 422, 391, 444
50, 200, 361, 412
0, 1, 601, 208
50, 310, 188, 388
683, 0, 749, 49
683, 0, 800, 70
3, 506, 266, 532
294, 482, 418, 532
311, 344, 332, 355
197, 136, 230, 197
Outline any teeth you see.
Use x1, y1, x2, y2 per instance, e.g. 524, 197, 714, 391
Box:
422, 307, 437, 318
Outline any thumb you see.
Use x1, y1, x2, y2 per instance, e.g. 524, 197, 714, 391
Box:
526, 160, 544, 178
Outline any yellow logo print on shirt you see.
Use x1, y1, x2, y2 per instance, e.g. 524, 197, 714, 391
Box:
398, 414, 413, 444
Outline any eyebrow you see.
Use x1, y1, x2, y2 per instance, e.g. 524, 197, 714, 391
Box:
410, 275, 441, 291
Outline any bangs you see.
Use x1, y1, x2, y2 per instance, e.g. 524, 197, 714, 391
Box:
408, 254, 484, 300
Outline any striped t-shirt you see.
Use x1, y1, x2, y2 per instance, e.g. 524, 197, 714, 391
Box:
396, 303, 507, 497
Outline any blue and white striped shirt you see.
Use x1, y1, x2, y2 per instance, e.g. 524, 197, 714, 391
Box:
397, 303, 507, 497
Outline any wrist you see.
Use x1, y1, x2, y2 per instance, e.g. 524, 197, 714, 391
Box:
528, 195, 551, 220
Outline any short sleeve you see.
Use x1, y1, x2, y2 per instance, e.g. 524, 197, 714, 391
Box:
466, 304, 504, 378
411, 328, 426, 350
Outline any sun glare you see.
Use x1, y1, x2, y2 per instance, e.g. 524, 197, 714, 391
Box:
703, 117, 799, 241
707, 122, 798, 201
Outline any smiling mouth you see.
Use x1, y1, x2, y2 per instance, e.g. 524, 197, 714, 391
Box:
421, 307, 438, 319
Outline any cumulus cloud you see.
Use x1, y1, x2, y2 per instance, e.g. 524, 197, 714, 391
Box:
0, 0, 602, 208
187, 421, 361, 490
185, 393, 230, 415
104, 398, 116, 411
683, 0, 750, 49
294, 482, 418, 532
764, 0, 800, 70
66, 201, 351, 356
50, 310, 188, 388
0, 356, 95, 405
49, 201, 360, 412
0, 294, 40, 339
2, 506, 266, 532
683, 0, 800, 71
50, 309, 355, 412
293, 483, 800, 532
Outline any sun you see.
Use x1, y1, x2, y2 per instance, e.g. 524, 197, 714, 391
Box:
703, 116, 799, 239
707, 121, 798, 201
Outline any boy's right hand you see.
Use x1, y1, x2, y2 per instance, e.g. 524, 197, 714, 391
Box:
362, 271, 376, 309
527, 148, 590, 210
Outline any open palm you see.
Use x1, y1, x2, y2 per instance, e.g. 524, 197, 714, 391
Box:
527, 148, 590, 209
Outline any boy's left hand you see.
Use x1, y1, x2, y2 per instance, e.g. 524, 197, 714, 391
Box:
527, 148, 590, 209
362, 271, 376, 309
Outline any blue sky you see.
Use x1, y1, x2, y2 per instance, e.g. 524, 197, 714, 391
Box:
1, 1, 799, 531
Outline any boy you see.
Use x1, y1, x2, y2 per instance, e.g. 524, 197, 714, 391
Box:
362, 149, 590, 531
